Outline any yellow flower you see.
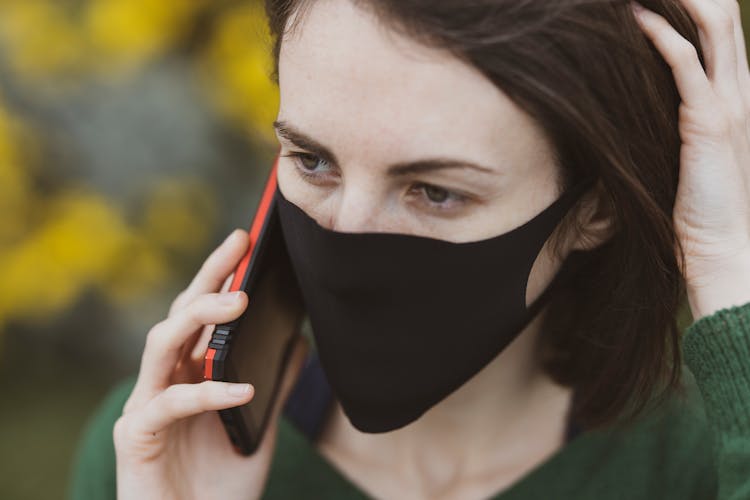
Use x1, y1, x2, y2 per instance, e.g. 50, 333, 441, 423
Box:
141, 177, 217, 258
0, 107, 218, 329
0, 101, 32, 245
84, 0, 208, 73
0, 1, 87, 81
0, 189, 131, 320
197, 1, 279, 144
0, 178, 219, 325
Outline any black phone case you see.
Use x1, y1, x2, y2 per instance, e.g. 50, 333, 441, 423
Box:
203, 159, 299, 455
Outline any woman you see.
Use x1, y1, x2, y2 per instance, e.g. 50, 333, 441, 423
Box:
70, 0, 750, 498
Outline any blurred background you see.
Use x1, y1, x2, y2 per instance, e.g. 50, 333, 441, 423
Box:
0, 0, 279, 497
0, 1, 749, 499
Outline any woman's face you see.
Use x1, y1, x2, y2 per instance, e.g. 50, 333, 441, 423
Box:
275, 0, 577, 304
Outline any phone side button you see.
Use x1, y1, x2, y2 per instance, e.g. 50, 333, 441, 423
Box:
214, 327, 232, 337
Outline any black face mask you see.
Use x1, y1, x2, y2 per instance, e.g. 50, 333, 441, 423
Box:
276, 179, 594, 433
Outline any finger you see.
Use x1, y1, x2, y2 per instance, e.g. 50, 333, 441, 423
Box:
256, 335, 311, 452
713, 0, 750, 111
129, 291, 249, 408
168, 229, 249, 317
173, 326, 206, 384
132, 381, 255, 436
679, 0, 738, 81
713, 0, 749, 72
633, 3, 715, 105
173, 269, 240, 385
188, 271, 236, 364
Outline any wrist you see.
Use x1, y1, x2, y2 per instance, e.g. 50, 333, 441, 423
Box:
686, 250, 750, 321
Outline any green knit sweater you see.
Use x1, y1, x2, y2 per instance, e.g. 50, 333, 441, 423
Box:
68, 302, 750, 499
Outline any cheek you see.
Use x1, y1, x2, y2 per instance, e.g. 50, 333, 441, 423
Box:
277, 160, 315, 207
276, 160, 332, 222
276, 160, 298, 201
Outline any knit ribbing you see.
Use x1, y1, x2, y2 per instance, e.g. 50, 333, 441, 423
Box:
682, 301, 750, 437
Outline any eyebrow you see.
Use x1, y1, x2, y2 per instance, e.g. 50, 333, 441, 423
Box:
273, 120, 497, 177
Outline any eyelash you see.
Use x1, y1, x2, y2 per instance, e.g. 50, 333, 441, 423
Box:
281, 152, 469, 212
282, 152, 333, 181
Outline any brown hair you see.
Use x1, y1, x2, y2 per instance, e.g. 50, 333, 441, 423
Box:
265, 0, 701, 428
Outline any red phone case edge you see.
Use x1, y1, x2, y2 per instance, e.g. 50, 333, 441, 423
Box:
203, 154, 280, 381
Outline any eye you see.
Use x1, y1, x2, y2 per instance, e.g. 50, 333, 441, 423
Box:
423, 184, 449, 203
408, 182, 468, 211
297, 153, 327, 172
282, 152, 334, 179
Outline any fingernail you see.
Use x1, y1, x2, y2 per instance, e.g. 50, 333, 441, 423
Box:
218, 291, 243, 305
227, 383, 252, 396
631, 2, 645, 13
224, 229, 241, 245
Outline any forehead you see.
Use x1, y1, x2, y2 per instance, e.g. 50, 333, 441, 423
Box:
277, 0, 553, 174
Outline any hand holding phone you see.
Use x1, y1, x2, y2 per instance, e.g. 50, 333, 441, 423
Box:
204, 159, 308, 455
113, 161, 309, 499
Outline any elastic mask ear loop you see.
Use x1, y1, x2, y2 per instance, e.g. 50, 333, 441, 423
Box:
523, 177, 597, 318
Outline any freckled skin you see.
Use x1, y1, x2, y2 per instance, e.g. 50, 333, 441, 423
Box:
273, 1, 608, 498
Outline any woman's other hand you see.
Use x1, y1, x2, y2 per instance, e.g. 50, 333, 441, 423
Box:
633, 0, 750, 319
113, 229, 310, 500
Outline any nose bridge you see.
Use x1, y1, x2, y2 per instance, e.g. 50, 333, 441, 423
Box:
330, 184, 381, 233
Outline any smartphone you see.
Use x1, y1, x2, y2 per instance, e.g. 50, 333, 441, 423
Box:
204, 156, 306, 455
